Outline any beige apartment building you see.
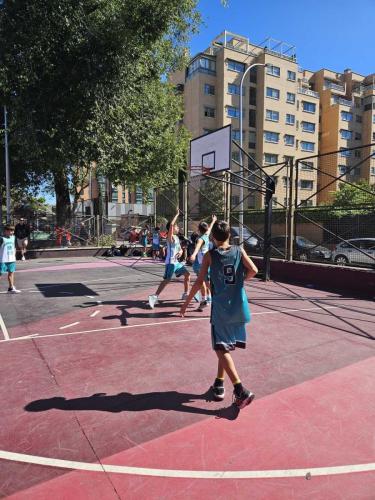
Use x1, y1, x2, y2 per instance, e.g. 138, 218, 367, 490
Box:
172, 31, 375, 208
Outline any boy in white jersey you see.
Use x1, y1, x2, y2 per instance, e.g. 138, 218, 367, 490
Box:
0, 225, 21, 293
190, 215, 217, 311
148, 211, 190, 309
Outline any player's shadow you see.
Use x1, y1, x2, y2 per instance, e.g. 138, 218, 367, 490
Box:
76, 299, 205, 320
24, 390, 239, 420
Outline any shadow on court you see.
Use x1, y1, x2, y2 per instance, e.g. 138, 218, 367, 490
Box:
35, 283, 98, 298
24, 391, 240, 420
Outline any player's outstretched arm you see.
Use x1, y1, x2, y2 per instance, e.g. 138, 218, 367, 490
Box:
167, 209, 180, 243
206, 214, 217, 236
241, 248, 258, 281
180, 253, 211, 317
190, 238, 203, 262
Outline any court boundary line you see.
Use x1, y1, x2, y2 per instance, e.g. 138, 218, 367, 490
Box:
0, 314, 10, 341
0, 450, 374, 479
0, 305, 340, 344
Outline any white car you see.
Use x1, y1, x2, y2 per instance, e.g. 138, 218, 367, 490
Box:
332, 238, 375, 267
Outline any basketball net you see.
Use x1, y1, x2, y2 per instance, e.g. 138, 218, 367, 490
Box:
190, 165, 212, 178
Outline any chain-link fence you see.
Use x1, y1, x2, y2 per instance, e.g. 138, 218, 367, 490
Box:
3, 144, 374, 269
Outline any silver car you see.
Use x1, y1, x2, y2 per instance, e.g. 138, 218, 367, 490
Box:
332, 238, 375, 267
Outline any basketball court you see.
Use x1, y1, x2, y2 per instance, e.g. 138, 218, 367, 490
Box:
0, 254, 374, 499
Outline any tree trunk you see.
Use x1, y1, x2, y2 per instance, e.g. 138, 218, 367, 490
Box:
54, 168, 72, 226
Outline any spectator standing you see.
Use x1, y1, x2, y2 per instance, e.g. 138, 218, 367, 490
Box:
79, 223, 89, 246
0, 225, 21, 293
15, 218, 31, 261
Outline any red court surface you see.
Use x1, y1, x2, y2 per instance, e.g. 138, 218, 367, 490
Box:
0, 257, 374, 499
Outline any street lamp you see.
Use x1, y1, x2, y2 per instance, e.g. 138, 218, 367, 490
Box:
239, 62, 268, 244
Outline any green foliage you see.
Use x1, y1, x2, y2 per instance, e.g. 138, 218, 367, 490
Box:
0, 0, 200, 222
329, 181, 375, 216
198, 178, 224, 218
92, 234, 116, 247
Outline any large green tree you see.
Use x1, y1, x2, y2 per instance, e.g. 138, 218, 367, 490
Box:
330, 180, 375, 216
0, 0, 199, 224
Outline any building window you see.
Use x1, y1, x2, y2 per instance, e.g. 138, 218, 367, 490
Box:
232, 151, 240, 162
248, 131, 256, 149
266, 109, 279, 122
226, 106, 239, 118
188, 57, 216, 77
231, 195, 240, 206
300, 180, 313, 190
338, 165, 347, 175
300, 199, 313, 206
370, 167, 375, 175
249, 87, 257, 106
302, 121, 315, 133
204, 83, 215, 95
284, 134, 295, 146
266, 87, 280, 100
356, 114, 362, 123
355, 132, 362, 140
287, 70, 296, 81
340, 129, 353, 140
286, 92, 296, 104
301, 161, 314, 170
249, 109, 256, 127
227, 59, 245, 72
203, 128, 214, 135
204, 106, 215, 118
286, 113, 295, 125
340, 148, 352, 157
354, 150, 361, 158
264, 131, 279, 143
302, 101, 316, 113
264, 153, 278, 164
373, 114, 375, 124
227, 83, 244, 95
301, 141, 315, 152
232, 129, 245, 142
266, 65, 280, 77
249, 66, 257, 83
111, 186, 118, 202
135, 186, 143, 204
341, 111, 353, 121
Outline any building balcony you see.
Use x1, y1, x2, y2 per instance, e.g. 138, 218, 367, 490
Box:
324, 81, 345, 93
297, 87, 319, 98
331, 95, 353, 107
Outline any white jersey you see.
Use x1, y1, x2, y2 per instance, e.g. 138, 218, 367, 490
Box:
0, 235, 16, 263
165, 235, 181, 264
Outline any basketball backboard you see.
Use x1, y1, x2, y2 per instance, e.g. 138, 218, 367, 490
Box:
189, 125, 231, 177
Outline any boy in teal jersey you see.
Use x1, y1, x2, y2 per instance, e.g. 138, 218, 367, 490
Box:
190, 215, 217, 311
148, 211, 191, 309
0, 225, 21, 293
181, 220, 258, 409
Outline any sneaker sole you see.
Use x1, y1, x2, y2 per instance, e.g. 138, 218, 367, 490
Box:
235, 392, 255, 410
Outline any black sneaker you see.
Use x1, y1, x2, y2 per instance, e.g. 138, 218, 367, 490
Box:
211, 384, 225, 401
233, 388, 255, 409
197, 300, 208, 312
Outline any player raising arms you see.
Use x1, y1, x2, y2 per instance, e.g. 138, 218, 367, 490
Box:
180, 220, 258, 409
148, 210, 190, 309
190, 214, 217, 311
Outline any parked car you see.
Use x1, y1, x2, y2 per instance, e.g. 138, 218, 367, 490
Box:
270, 235, 332, 262
230, 227, 261, 254
332, 238, 375, 267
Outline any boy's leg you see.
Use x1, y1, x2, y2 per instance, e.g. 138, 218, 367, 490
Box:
215, 350, 240, 384
155, 278, 170, 297
8, 271, 14, 289
183, 270, 190, 294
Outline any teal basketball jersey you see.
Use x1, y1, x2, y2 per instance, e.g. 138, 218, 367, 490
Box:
197, 234, 209, 264
209, 245, 250, 325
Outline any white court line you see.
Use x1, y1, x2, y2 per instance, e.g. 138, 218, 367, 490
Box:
90, 310, 100, 318
0, 305, 340, 344
0, 450, 373, 479
59, 322, 80, 330
0, 314, 10, 341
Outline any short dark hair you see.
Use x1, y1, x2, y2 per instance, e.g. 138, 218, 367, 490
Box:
211, 221, 230, 242
154, 226, 160, 231
198, 222, 208, 234
4, 224, 14, 231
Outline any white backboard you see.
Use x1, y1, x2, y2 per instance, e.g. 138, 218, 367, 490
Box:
190, 125, 231, 177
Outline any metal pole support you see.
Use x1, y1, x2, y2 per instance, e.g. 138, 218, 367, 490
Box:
183, 181, 188, 237
263, 176, 275, 281
4, 106, 11, 223
286, 158, 295, 261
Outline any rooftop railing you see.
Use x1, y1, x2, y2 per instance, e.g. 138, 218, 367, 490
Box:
297, 87, 319, 98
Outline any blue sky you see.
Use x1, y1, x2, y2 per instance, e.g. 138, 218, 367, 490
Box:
190, 0, 374, 76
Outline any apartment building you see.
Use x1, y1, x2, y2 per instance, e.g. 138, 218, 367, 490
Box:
309, 69, 375, 203
173, 30, 374, 208
78, 177, 152, 217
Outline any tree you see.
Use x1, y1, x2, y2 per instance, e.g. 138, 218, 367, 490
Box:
0, 0, 200, 224
330, 180, 375, 216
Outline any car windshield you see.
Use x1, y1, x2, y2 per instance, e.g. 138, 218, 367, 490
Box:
296, 236, 315, 247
